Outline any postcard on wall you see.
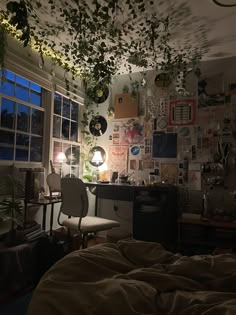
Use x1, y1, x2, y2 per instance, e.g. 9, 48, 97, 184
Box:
189, 163, 201, 171
108, 145, 128, 174
113, 122, 120, 132
143, 160, 154, 170
129, 159, 139, 171
188, 170, 201, 191
112, 133, 120, 144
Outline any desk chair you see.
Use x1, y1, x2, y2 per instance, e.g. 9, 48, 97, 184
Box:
46, 161, 61, 197
46, 172, 61, 197
58, 177, 120, 248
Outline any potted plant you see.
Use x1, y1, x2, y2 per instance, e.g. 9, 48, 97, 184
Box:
0, 170, 25, 246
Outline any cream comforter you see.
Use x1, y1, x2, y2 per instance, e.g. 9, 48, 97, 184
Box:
27, 239, 236, 315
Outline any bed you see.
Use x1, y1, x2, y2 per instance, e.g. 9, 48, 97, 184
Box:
27, 239, 236, 315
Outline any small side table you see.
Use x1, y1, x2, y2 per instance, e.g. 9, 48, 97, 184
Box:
25, 198, 61, 236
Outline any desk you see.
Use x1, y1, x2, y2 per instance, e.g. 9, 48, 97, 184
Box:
86, 182, 178, 250
25, 198, 61, 236
86, 182, 133, 216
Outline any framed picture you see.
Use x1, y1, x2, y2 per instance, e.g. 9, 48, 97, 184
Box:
169, 99, 196, 126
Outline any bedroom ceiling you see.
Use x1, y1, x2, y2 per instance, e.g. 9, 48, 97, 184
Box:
0, 0, 236, 75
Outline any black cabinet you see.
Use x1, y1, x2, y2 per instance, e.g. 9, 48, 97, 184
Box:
133, 185, 178, 251
86, 183, 179, 250
178, 218, 236, 255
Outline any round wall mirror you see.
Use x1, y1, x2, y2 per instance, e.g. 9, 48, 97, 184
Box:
89, 146, 106, 167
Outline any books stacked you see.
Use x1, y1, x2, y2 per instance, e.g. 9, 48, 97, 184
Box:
23, 222, 45, 242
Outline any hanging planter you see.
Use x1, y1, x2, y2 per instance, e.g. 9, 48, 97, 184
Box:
154, 73, 172, 88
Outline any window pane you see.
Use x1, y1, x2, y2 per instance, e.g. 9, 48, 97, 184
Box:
0, 80, 14, 96
5, 70, 15, 81
53, 116, 61, 138
30, 136, 43, 162
30, 91, 41, 106
70, 121, 78, 141
71, 145, 80, 165
62, 118, 69, 139
16, 84, 29, 102
30, 82, 41, 93
15, 75, 29, 88
32, 108, 44, 135
63, 98, 70, 119
1, 98, 15, 129
17, 103, 30, 132
15, 133, 29, 161
54, 93, 61, 115
0, 130, 14, 160
53, 141, 63, 162
71, 101, 78, 121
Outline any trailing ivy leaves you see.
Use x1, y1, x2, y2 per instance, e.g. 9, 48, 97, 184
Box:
1, 0, 203, 96
6, 0, 30, 46
0, 25, 6, 69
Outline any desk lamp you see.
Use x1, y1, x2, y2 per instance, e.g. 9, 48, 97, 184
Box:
91, 150, 103, 181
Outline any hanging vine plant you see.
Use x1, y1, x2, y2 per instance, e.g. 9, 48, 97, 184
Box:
0, 0, 204, 95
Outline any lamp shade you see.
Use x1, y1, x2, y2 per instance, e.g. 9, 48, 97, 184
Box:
91, 150, 103, 165
57, 151, 67, 163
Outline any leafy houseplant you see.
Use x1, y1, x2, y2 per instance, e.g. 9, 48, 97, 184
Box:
0, 171, 25, 246
0, 0, 203, 96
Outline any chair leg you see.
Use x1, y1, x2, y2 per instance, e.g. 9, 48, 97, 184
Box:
82, 233, 88, 249
66, 228, 72, 252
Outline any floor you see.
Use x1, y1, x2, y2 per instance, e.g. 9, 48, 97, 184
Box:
0, 236, 107, 315
0, 291, 33, 315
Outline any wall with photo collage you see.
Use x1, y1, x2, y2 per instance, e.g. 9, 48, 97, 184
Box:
92, 56, 236, 216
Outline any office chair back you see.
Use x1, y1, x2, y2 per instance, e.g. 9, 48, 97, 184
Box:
61, 177, 89, 217
47, 160, 61, 195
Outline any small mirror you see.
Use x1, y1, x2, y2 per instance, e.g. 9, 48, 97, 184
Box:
89, 146, 106, 167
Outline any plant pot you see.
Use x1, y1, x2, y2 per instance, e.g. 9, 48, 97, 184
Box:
155, 73, 172, 88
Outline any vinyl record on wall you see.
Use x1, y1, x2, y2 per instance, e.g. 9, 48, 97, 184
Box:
88, 84, 109, 104
89, 115, 107, 136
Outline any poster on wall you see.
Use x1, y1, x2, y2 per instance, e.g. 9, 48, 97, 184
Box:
143, 160, 154, 170
129, 145, 141, 159
169, 99, 196, 126
119, 119, 144, 145
160, 163, 178, 184
198, 73, 225, 107
108, 145, 128, 174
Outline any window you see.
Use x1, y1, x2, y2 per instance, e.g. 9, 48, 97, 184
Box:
53, 93, 78, 141
53, 92, 80, 177
0, 70, 45, 162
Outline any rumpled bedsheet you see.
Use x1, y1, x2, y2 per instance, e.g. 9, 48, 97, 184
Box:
27, 239, 236, 315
